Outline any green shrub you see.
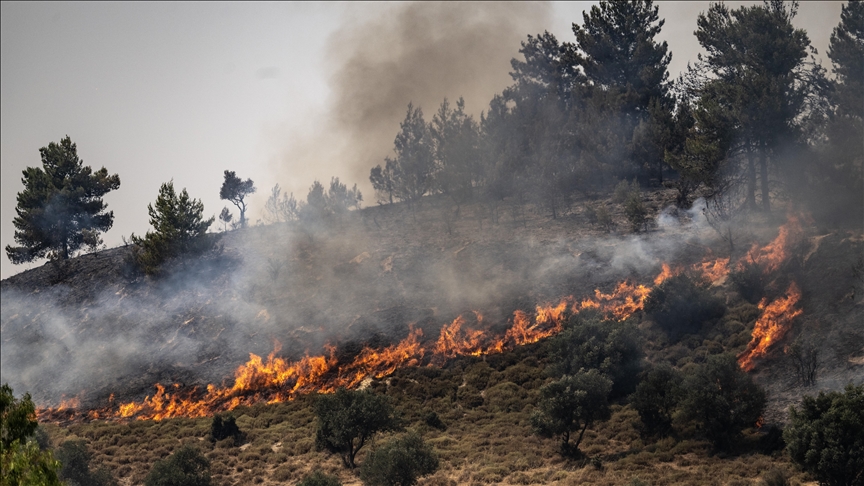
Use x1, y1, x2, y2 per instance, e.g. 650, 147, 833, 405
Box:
360, 432, 439, 486
143, 445, 210, 486
422, 411, 447, 431
209, 414, 243, 445
56, 439, 118, 486
548, 315, 642, 397
679, 354, 765, 450
314, 388, 399, 469
784, 384, 864, 486
624, 191, 649, 232
530, 369, 612, 456
297, 470, 342, 486
631, 364, 684, 438
644, 274, 725, 340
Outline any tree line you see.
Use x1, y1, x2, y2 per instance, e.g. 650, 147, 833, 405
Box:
370, 0, 862, 224
6, 1, 861, 274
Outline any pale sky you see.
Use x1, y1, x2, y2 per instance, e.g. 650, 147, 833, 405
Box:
0, 1, 844, 279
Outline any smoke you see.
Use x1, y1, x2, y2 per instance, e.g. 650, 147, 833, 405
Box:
265, 2, 551, 206
0, 201, 722, 408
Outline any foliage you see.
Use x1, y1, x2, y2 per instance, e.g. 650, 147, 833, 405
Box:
56, 439, 117, 486
143, 445, 211, 486
530, 369, 612, 456
297, 470, 342, 486
209, 414, 242, 444
631, 364, 684, 438
1, 440, 61, 486
373, 103, 435, 215
6, 136, 120, 264
624, 188, 649, 232
0, 384, 61, 486
218, 207, 233, 232
359, 432, 439, 486
430, 97, 482, 205
644, 274, 725, 339
730, 261, 767, 304
314, 388, 399, 469
784, 384, 864, 486
679, 354, 766, 450
219, 170, 256, 228
548, 315, 642, 396
690, 1, 815, 211
263, 184, 299, 223
573, 0, 672, 180
299, 178, 362, 222
129, 181, 215, 275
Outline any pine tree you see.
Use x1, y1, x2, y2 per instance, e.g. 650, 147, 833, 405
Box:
130, 181, 215, 275
6, 136, 120, 263
693, 1, 813, 211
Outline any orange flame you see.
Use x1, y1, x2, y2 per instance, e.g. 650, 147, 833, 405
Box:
737, 283, 803, 371
36, 218, 807, 422
744, 216, 802, 273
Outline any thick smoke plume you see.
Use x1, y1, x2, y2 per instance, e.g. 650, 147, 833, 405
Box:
268, 2, 551, 201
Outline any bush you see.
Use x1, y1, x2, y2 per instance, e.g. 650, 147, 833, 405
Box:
360, 432, 438, 486
624, 191, 649, 232
56, 439, 117, 486
143, 445, 211, 486
679, 354, 766, 450
298, 470, 342, 486
314, 388, 399, 469
422, 411, 446, 431
730, 261, 766, 304
530, 369, 612, 456
209, 414, 243, 444
644, 274, 725, 339
784, 384, 864, 486
548, 316, 642, 397
631, 364, 684, 438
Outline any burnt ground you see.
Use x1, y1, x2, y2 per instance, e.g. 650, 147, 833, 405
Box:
2, 187, 862, 420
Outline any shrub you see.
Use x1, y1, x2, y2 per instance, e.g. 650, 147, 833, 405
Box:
298, 470, 342, 486
730, 261, 766, 304
530, 369, 612, 456
314, 388, 399, 469
209, 414, 243, 445
360, 432, 438, 486
548, 315, 642, 397
679, 354, 766, 450
624, 191, 649, 232
784, 384, 864, 486
422, 411, 447, 431
644, 274, 725, 339
631, 364, 684, 438
56, 439, 118, 486
143, 445, 211, 486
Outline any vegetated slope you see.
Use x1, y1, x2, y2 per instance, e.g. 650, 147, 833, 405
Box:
3, 188, 864, 485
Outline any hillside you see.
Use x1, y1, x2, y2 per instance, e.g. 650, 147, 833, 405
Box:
2, 188, 863, 485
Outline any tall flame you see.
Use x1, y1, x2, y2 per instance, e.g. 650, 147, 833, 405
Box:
737, 282, 803, 371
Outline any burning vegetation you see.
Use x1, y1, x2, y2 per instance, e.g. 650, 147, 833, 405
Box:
33, 216, 808, 423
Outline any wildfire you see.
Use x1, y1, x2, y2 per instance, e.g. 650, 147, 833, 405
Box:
36, 218, 807, 423
737, 282, 803, 371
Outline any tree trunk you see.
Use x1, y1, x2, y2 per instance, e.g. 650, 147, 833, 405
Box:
573, 422, 590, 450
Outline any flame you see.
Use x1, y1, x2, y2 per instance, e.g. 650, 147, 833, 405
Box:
737, 282, 803, 371
36, 217, 808, 422
744, 216, 802, 273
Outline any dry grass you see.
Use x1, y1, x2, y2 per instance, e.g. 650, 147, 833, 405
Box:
42, 352, 816, 486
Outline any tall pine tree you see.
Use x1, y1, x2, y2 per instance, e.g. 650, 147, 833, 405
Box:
6, 137, 120, 263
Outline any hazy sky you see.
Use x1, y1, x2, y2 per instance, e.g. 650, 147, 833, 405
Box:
0, 2, 844, 279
